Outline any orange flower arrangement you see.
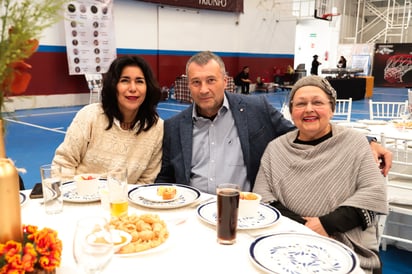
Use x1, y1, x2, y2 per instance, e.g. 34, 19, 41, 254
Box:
0, 225, 62, 274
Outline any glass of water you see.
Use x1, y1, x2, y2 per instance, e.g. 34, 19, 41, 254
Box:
40, 164, 63, 214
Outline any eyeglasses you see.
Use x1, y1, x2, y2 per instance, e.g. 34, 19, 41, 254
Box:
292, 100, 331, 109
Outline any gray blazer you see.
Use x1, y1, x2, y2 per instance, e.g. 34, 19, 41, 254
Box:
155, 92, 295, 190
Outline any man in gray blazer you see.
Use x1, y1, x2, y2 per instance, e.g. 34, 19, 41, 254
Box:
155, 51, 392, 194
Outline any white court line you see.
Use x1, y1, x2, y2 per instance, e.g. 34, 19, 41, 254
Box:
3, 118, 66, 134
5, 110, 79, 119
157, 107, 182, 113
159, 102, 190, 107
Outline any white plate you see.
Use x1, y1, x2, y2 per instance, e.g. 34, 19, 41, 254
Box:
61, 179, 106, 203
336, 122, 368, 129
249, 232, 359, 274
197, 201, 280, 230
115, 224, 175, 257
20, 192, 27, 206
357, 119, 388, 125
128, 184, 201, 209
138, 186, 179, 202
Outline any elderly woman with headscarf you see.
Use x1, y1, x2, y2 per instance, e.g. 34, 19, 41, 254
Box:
253, 75, 388, 274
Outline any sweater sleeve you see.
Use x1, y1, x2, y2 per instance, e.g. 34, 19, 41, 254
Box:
319, 206, 376, 234
52, 105, 95, 177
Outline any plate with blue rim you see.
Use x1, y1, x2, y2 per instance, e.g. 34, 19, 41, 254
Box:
249, 232, 359, 274
61, 179, 106, 203
20, 192, 27, 206
128, 183, 201, 209
197, 201, 280, 230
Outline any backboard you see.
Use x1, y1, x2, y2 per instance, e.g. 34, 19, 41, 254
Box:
314, 0, 336, 21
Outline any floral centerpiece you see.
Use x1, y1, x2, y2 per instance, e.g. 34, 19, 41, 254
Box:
0, 1, 66, 273
0, 0, 66, 119
0, 225, 62, 274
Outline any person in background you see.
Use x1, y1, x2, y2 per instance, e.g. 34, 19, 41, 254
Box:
52, 55, 163, 184
235, 66, 252, 94
255, 76, 268, 92
286, 65, 294, 74
155, 51, 392, 195
253, 75, 387, 274
337, 55, 347, 68
310, 54, 321, 75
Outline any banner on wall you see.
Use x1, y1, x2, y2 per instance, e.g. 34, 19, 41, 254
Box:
136, 0, 243, 13
351, 55, 370, 76
373, 43, 412, 87
64, 0, 116, 75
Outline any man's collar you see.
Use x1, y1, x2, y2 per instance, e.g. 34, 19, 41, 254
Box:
192, 94, 229, 122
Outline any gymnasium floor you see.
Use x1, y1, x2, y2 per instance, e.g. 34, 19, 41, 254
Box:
2, 86, 411, 273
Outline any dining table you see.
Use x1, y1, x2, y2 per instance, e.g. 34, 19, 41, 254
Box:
20, 184, 365, 274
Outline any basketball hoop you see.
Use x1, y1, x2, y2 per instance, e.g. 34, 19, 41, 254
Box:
321, 13, 341, 20
384, 54, 412, 84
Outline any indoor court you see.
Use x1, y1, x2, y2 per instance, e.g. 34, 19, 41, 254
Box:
3, 86, 411, 273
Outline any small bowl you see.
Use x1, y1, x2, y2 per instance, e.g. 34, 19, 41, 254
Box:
86, 229, 131, 253
74, 173, 100, 196
111, 229, 132, 253
238, 192, 262, 218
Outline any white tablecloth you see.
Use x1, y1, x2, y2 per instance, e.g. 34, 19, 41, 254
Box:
21, 188, 364, 273
365, 124, 412, 140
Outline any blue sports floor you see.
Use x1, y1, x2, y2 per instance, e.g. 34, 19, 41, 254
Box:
2, 87, 412, 274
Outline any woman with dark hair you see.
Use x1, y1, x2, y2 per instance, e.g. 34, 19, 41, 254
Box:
53, 55, 163, 184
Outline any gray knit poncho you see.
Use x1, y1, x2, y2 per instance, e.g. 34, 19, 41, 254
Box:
254, 124, 388, 272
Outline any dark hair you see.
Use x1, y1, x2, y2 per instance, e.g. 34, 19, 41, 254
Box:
101, 55, 161, 134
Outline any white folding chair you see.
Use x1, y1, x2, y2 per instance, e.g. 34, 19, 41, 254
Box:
331, 98, 352, 122
379, 132, 412, 251
85, 74, 103, 104
280, 103, 293, 123
369, 99, 408, 120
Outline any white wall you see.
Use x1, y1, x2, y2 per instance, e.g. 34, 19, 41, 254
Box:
39, 0, 297, 55
14, 1, 344, 111
294, 16, 341, 73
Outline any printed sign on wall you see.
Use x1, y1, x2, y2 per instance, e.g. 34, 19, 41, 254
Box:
373, 43, 412, 87
64, 0, 116, 75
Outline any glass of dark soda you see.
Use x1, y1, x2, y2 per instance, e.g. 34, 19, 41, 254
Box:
216, 183, 240, 244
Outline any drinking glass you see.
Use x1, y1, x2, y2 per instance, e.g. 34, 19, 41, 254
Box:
73, 216, 114, 274
399, 104, 409, 120
399, 104, 410, 130
107, 167, 128, 217
40, 164, 63, 214
216, 183, 240, 245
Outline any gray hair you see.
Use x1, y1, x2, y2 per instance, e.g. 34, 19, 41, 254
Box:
185, 51, 226, 76
289, 75, 337, 112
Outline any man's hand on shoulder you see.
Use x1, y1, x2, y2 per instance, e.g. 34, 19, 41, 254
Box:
370, 140, 392, 176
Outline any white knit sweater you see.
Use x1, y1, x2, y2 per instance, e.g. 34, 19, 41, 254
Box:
52, 103, 163, 184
